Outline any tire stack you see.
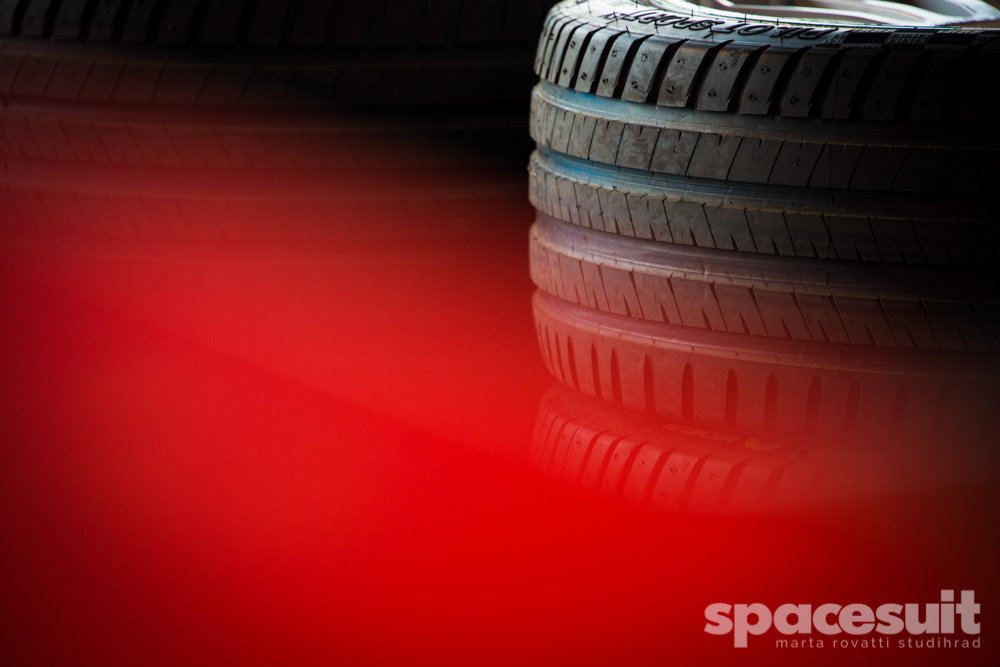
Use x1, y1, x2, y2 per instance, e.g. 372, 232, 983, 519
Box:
529, 0, 1000, 453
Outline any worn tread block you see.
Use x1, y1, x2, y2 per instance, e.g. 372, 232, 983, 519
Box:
555, 177, 579, 226
864, 50, 923, 120
671, 278, 727, 331
738, 46, 797, 114
534, 10, 562, 73
615, 124, 658, 170
539, 14, 574, 81
663, 200, 714, 248
549, 25, 590, 88
596, 187, 630, 235
696, 45, 760, 112
595, 32, 646, 98
849, 146, 907, 191
656, 41, 715, 108
705, 206, 756, 252
883, 299, 940, 349
573, 28, 619, 94
869, 217, 924, 264
555, 23, 598, 88
795, 293, 850, 344
745, 210, 794, 256
574, 183, 602, 230
834, 295, 897, 346
686, 134, 741, 180
714, 284, 767, 336
768, 141, 822, 187
11, 55, 56, 97
890, 147, 951, 192
809, 143, 862, 189
925, 302, 991, 351
648, 129, 697, 175
621, 37, 674, 103
566, 112, 597, 159
728, 138, 781, 184
820, 49, 881, 119
826, 215, 880, 261
600, 265, 643, 318
754, 289, 812, 341
548, 107, 575, 155
588, 119, 625, 165
624, 194, 661, 240
547, 18, 581, 83
778, 48, 837, 117
785, 212, 832, 258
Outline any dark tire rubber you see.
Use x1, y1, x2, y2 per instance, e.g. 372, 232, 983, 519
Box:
536, 0, 1000, 123
528, 1, 1000, 447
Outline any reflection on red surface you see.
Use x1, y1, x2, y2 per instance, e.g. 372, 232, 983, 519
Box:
533, 384, 998, 515
1, 114, 997, 666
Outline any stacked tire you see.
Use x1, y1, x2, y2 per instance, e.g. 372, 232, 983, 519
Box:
529, 0, 1000, 451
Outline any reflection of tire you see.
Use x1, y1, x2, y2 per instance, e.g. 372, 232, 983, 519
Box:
533, 384, 887, 514
0, 105, 530, 241
528, 0, 1000, 447
530, 213, 997, 356
0, 0, 556, 109
1, 2, 555, 240
533, 291, 997, 449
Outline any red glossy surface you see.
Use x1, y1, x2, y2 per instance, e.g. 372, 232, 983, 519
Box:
1, 123, 996, 666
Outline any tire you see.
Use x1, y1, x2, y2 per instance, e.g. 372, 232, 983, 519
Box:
528, 0, 1000, 447
531, 384, 974, 514
528, 146, 1000, 265
531, 0, 1000, 259
0, 0, 557, 110
536, 0, 1000, 122
533, 383, 842, 514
